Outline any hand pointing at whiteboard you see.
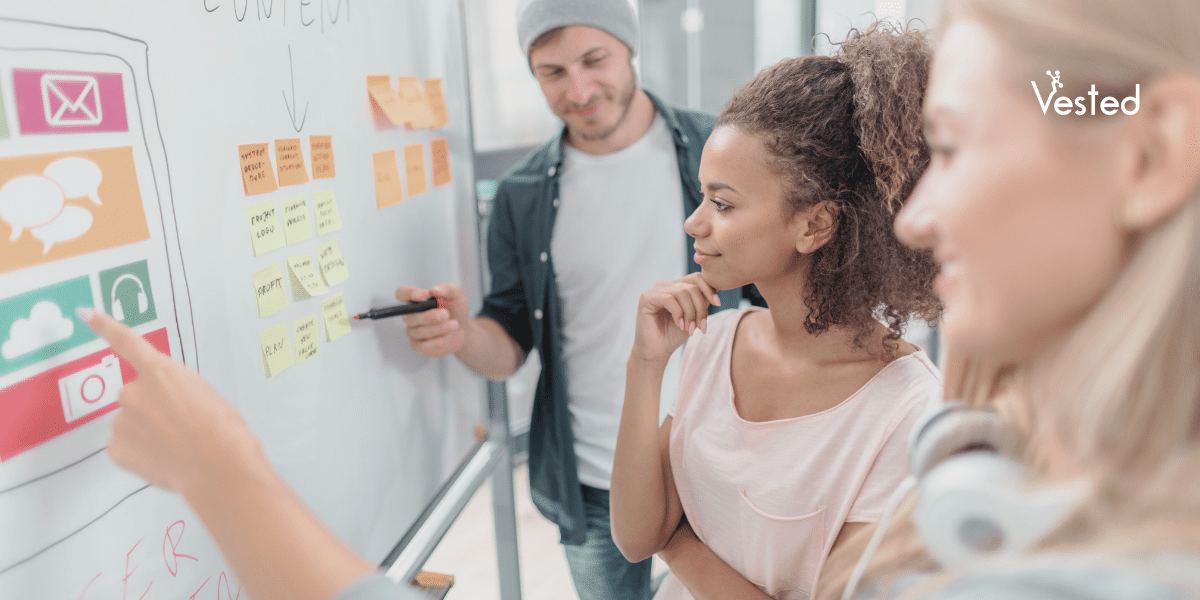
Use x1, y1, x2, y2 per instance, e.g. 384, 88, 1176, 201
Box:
78, 308, 403, 600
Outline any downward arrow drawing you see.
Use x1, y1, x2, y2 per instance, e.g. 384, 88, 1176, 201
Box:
282, 45, 309, 132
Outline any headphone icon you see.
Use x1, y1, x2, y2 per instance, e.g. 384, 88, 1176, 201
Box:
110, 273, 148, 322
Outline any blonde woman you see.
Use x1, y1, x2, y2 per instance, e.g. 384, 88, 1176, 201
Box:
813, 0, 1200, 599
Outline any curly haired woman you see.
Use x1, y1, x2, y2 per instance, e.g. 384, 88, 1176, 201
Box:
609, 23, 943, 600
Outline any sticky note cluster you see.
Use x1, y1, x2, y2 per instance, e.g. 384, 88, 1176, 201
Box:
366, 75, 449, 129
239, 136, 336, 196
371, 140, 453, 209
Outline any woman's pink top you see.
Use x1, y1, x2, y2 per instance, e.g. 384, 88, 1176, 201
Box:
656, 308, 942, 600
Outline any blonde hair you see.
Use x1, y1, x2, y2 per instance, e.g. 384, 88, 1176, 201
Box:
816, 1, 1200, 598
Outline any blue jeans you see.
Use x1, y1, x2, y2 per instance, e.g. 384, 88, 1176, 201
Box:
562, 485, 654, 600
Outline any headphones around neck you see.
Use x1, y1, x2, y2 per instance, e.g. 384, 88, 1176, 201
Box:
842, 401, 1088, 600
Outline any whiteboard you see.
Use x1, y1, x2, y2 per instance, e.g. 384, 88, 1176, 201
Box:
0, 2, 486, 597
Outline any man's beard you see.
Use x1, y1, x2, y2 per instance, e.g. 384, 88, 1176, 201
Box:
573, 68, 637, 142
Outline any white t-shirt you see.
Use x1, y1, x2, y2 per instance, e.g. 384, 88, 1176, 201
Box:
552, 114, 686, 489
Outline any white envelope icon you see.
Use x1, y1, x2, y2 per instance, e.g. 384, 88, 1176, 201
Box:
40, 74, 103, 126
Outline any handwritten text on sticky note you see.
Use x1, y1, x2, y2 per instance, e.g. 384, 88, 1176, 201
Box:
425, 78, 449, 128
372, 149, 404, 209
316, 240, 350, 286
404, 143, 427, 197
322, 293, 352, 342
248, 200, 286, 256
253, 263, 288, 318
281, 195, 313, 246
312, 189, 344, 235
310, 135, 336, 179
293, 315, 320, 364
260, 321, 294, 377
287, 254, 329, 298
239, 143, 278, 195
431, 138, 452, 187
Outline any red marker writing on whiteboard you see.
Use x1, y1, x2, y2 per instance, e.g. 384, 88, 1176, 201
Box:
352, 298, 446, 320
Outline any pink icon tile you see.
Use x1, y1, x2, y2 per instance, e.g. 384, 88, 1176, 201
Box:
12, 68, 129, 135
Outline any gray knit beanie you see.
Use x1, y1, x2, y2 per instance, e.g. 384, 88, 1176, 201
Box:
516, 0, 640, 57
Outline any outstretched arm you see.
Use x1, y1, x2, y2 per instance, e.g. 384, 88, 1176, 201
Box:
83, 309, 390, 600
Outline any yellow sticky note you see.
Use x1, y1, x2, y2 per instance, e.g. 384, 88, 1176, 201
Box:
312, 189, 344, 235
397, 76, 435, 128
239, 143, 278, 196
293, 315, 320, 365
316, 240, 350, 286
430, 138, 452, 187
310, 135, 337, 179
286, 254, 329, 298
259, 321, 294, 377
425, 78, 449, 128
367, 75, 409, 125
322, 293, 352, 342
247, 200, 286, 256
281, 195, 313, 245
404, 143, 427, 197
253, 263, 289, 318
372, 149, 404, 209
275, 138, 310, 186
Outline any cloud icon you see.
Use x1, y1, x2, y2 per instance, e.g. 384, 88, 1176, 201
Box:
2, 300, 75, 360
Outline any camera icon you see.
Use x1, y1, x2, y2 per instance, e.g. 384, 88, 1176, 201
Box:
58, 354, 123, 423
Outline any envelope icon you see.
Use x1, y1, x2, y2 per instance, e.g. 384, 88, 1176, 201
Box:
40, 74, 102, 127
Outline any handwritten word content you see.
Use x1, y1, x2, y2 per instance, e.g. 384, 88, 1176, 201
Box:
293, 314, 320, 364
281, 195, 313, 245
259, 321, 294, 377
203, 0, 349, 33
252, 262, 288, 318
246, 200, 285, 256
315, 240, 349, 286
321, 293, 351, 342
286, 254, 329, 298
371, 149, 403, 209
311, 189, 343, 235
238, 143, 277, 195
310, 135, 336, 179
275, 138, 309, 186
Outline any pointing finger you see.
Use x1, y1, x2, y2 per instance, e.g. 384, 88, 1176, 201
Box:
77, 308, 164, 372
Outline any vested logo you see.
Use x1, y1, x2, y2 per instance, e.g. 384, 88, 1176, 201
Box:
1033, 70, 1140, 116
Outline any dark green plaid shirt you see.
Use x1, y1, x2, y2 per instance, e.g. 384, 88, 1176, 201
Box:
478, 92, 758, 545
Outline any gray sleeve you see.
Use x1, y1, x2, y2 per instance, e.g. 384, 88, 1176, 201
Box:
927, 566, 1193, 600
334, 573, 430, 600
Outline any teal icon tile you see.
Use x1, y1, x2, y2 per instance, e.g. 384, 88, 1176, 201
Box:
100, 259, 157, 327
0, 276, 96, 377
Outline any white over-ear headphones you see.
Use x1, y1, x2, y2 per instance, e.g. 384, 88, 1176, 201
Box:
110, 274, 148, 322
842, 402, 1088, 600
909, 401, 1085, 570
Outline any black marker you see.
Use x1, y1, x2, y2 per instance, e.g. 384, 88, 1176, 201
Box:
352, 298, 446, 320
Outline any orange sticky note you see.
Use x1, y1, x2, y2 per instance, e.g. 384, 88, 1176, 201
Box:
275, 138, 310, 186
397, 76, 435, 128
310, 135, 336, 179
372, 149, 404, 209
367, 75, 408, 126
239, 143, 278, 196
404, 143, 427, 197
425, 78, 449, 129
430, 138, 452, 187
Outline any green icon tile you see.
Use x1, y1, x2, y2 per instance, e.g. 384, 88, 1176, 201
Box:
0, 276, 96, 377
100, 259, 157, 327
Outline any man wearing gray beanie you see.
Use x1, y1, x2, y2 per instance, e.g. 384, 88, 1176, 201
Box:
399, 2, 758, 599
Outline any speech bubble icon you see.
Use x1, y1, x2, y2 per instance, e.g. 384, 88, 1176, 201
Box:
0, 175, 66, 243
43, 157, 103, 205
30, 205, 93, 254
